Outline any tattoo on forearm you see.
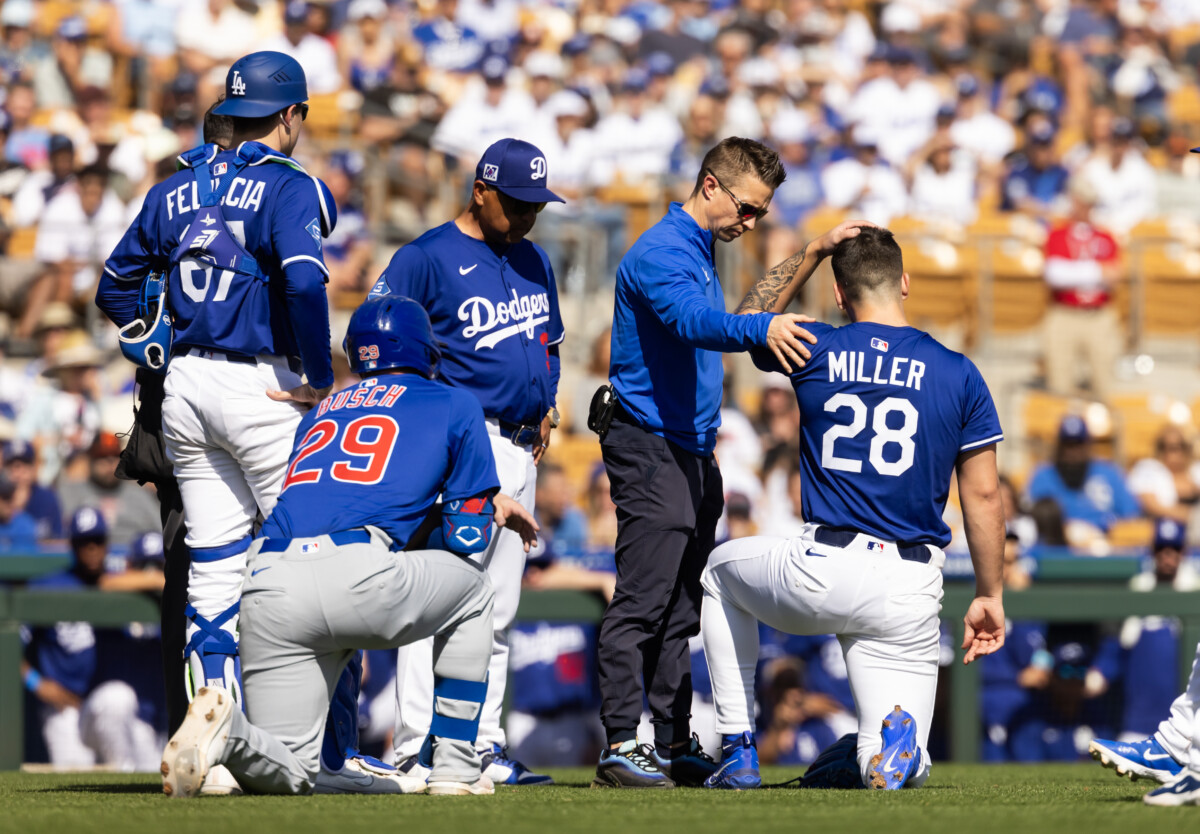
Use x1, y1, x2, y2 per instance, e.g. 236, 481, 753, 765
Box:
736, 244, 808, 313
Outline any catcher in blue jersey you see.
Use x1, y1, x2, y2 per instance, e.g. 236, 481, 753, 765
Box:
96, 52, 336, 794
698, 226, 1007, 791
159, 296, 539, 798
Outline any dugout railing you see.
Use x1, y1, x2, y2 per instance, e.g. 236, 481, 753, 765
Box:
3, 561, 1200, 770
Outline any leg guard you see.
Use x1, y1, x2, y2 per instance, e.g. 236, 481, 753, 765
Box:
430, 675, 488, 744
184, 601, 242, 704
321, 651, 364, 772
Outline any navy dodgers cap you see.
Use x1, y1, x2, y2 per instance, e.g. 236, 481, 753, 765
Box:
475, 138, 564, 204
1154, 518, 1187, 551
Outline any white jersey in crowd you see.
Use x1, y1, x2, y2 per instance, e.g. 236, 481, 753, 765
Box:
259, 33, 343, 95
820, 156, 908, 227
845, 76, 940, 166
1079, 150, 1158, 234
950, 110, 1017, 166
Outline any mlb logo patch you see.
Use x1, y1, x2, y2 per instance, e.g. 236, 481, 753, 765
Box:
300, 541, 320, 554
214, 162, 228, 176
867, 541, 883, 551
870, 337, 889, 352
306, 218, 322, 246
482, 163, 500, 181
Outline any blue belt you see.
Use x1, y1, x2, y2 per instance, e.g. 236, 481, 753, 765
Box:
495, 418, 541, 447
259, 529, 373, 554
813, 526, 932, 564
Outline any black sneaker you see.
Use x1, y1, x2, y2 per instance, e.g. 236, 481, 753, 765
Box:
651, 734, 720, 787
593, 740, 676, 789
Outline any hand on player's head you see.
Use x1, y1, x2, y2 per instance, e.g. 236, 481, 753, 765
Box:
816, 220, 879, 258
493, 492, 540, 552
766, 313, 818, 373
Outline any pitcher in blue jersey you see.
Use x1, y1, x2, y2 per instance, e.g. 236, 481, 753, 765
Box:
159, 296, 539, 798
699, 227, 1007, 791
96, 52, 335, 794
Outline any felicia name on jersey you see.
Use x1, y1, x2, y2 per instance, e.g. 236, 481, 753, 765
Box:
164, 177, 266, 220
828, 350, 926, 390
458, 289, 551, 350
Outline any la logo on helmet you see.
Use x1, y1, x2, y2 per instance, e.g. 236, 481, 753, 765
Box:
231, 70, 246, 96
530, 157, 547, 180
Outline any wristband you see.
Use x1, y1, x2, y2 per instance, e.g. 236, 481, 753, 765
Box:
23, 669, 41, 692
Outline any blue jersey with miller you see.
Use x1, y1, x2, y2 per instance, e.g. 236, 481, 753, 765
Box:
368, 221, 563, 426
97, 141, 337, 388
753, 322, 1003, 547
261, 373, 500, 547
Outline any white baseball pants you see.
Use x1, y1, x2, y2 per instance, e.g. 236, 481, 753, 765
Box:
700, 524, 944, 787
1154, 641, 1200, 769
41, 680, 162, 770
394, 423, 536, 757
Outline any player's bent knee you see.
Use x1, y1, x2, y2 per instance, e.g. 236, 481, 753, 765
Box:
88, 680, 139, 719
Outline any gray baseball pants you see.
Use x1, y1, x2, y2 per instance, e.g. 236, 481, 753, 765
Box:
213, 528, 494, 794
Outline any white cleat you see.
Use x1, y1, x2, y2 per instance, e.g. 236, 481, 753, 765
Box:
428, 774, 495, 796
161, 687, 235, 799
199, 765, 243, 796
313, 758, 426, 795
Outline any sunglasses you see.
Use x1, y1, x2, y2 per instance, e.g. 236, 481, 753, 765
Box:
487, 184, 546, 215
707, 168, 768, 221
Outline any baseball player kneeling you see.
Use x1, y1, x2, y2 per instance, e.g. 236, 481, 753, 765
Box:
160, 297, 538, 797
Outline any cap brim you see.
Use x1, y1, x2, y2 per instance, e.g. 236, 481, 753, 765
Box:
494, 184, 566, 204
1191, 146, 1200, 154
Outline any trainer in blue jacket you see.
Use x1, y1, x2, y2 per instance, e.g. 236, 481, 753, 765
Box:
594, 135, 872, 788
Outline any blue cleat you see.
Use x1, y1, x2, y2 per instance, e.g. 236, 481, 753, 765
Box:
593, 740, 676, 789
1144, 770, 1200, 806
481, 743, 554, 785
868, 706, 920, 790
703, 732, 761, 790
800, 733, 864, 789
652, 734, 719, 787
1089, 736, 1183, 784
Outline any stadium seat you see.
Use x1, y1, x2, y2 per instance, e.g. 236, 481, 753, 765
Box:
543, 435, 602, 498
1109, 393, 1193, 464
303, 92, 362, 143
1169, 84, 1200, 127
966, 237, 1047, 335
893, 233, 974, 341
1136, 243, 1200, 341
7, 226, 36, 259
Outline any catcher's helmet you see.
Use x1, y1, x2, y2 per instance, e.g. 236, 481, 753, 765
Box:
344, 296, 441, 379
213, 51, 308, 118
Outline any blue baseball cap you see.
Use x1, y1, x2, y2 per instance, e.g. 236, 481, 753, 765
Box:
955, 73, 980, 98
213, 51, 308, 118
284, 0, 309, 24
3, 440, 33, 464
56, 16, 87, 41
69, 506, 108, 542
1154, 518, 1186, 551
480, 54, 509, 84
475, 138, 564, 204
1058, 414, 1089, 442
128, 531, 166, 566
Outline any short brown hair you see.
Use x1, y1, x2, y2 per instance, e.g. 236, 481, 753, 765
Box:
830, 226, 904, 302
692, 137, 786, 196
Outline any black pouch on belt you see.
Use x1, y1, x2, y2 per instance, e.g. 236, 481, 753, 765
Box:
588, 383, 618, 439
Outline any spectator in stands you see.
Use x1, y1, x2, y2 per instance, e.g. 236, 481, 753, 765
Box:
15, 331, 105, 486
1030, 495, 1069, 550
3, 440, 61, 542
411, 0, 485, 74
949, 73, 1016, 173
431, 55, 534, 165
263, 1, 342, 96
0, 0, 34, 85
1000, 122, 1069, 220
762, 110, 822, 276
5, 80, 47, 169
669, 92, 722, 192
1154, 132, 1200, 221
22, 508, 164, 769
593, 68, 684, 186
59, 431, 161, 548
104, 0, 181, 115
26, 165, 125, 338
638, 0, 707, 64
31, 16, 113, 111
567, 328, 611, 437
175, 0, 259, 104
338, 0, 394, 96
1108, 5, 1178, 125
845, 45, 940, 168
321, 150, 373, 296
999, 472, 1037, 549
0, 471, 36, 551
1026, 415, 1141, 544
1130, 517, 1199, 592
820, 125, 908, 225
1077, 116, 1156, 235
57, 85, 149, 193
1040, 176, 1121, 400
11, 133, 74, 229
1127, 424, 1200, 533
584, 462, 617, 548
905, 130, 978, 227
534, 463, 589, 554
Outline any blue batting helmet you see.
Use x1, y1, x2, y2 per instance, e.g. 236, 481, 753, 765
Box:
344, 296, 441, 378
212, 51, 308, 118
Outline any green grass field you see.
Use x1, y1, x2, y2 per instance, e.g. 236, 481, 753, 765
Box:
1, 765, 1194, 834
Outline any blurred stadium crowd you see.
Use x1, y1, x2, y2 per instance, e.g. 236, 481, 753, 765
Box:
4, 0, 1200, 773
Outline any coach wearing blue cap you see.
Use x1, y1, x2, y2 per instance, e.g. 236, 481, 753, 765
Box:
366, 137, 564, 787
593, 136, 870, 788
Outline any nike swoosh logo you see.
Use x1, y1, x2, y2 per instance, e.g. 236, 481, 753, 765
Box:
459, 264, 478, 275
883, 747, 902, 771
1143, 753, 1172, 761
251, 567, 271, 577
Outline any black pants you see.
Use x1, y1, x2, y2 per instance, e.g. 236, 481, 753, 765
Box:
597, 413, 723, 746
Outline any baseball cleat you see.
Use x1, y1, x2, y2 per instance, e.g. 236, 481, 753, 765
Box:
653, 734, 720, 787
1144, 770, 1200, 806
428, 774, 495, 795
396, 753, 433, 786
800, 733, 864, 789
161, 687, 234, 799
703, 732, 760, 790
868, 706, 919, 790
199, 765, 243, 796
592, 740, 676, 789
1089, 736, 1183, 784
313, 756, 427, 794
481, 744, 554, 785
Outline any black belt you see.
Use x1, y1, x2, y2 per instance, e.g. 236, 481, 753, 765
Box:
813, 526, 932, 564
496, 418, 541, 447
258, 529, 402, 554
175, 347, 302, 376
